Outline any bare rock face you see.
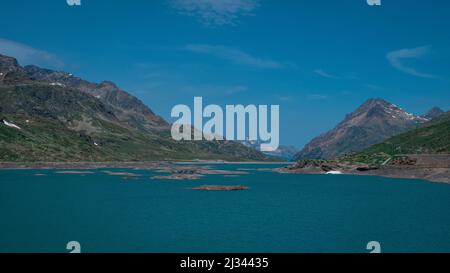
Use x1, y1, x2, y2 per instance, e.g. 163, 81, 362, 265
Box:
295, 99, 428, 160
0, 55, 22, 74
23, 65, 168, 131
285, 159, 338, 173
0, 54, 28, 85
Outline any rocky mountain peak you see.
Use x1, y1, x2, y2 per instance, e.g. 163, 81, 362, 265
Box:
98, 81, 119, 90
295, 98, 427, 160
0, 54, 22, 74
361, 98, 390, 107
348, 98, 427, 124
423, 107, 445, 120
24, 65, 72, 82
0, 53, 168, 129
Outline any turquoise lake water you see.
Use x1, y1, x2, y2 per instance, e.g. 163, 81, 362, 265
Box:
0, 164, 449, 253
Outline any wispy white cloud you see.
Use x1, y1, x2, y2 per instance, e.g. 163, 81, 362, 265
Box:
180, 83, 248, 96
277, 95, 295, 102
185, 44, 283, 69
307, 94, 328, 101
313, 69, 340, 79
0, 38, 64, 68
386, 46, 435, 78
170, 0, 259, 26
363, 84, 383, 91
129, 64, 249, 98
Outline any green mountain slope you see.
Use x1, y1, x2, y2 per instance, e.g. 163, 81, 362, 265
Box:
0, 54, 269, 162
344, 111, 450, 164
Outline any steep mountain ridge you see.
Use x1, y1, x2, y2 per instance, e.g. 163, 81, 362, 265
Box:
0, 54, 269, 162
295, 98, 429, 160
0, 55, 22, 74
23, 65, 168, 132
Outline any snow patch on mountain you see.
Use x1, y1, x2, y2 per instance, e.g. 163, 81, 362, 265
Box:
2, 120, 21, 130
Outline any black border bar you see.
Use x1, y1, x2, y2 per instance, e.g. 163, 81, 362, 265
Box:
0, 253, 448, 272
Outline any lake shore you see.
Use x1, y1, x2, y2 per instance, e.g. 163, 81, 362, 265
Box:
277, 166, 450, 184
0, 161, 288, 170
276, 159, 450, 184
1, 160, 448, 184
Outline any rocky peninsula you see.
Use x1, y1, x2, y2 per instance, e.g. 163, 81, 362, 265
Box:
278, 155, 450, 183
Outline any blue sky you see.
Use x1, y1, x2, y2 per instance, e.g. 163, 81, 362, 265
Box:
1, 0, 449, 147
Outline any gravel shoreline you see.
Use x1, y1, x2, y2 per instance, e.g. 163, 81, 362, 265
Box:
276, 160, 450, 184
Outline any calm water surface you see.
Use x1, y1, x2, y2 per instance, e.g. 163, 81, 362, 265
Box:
1, 164, 449, 253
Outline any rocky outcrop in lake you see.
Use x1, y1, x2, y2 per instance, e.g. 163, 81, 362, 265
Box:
191, 185, 249, 191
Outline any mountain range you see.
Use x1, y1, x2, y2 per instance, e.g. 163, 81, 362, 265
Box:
294, 98, 443, 160
0, 54, 269, 162
1, 53, 447, 164
240, 140, 298, 160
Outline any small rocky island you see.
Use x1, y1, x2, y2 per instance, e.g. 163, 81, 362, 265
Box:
191, 185, 249, 191
152, 173, 204, 180
151, 166, 248, 180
